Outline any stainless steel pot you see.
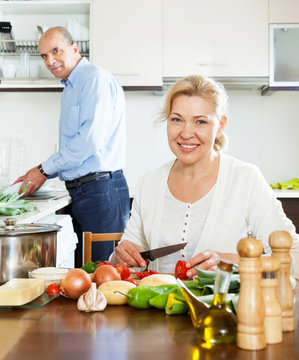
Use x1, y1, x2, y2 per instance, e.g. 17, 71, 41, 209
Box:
0, 218, 61, 284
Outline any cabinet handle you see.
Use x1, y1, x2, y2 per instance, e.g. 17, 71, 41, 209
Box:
197, 62, 228, 67
113, 73, 140, 76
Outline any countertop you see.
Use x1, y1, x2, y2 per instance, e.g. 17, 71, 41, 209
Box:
0, 191, 71, 225
0, 282, 297, 360
0, 187, 297, 227
273, 189, 299, 198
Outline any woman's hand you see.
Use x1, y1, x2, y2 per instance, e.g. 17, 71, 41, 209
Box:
114, 240, 147, 268
186, 250, 220, 278
186, 250, 240, 278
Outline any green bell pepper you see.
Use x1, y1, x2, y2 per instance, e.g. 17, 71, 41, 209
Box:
149, 288, 178, 310
165, 293, 189, 315
81, 261, 97, 274
126, 285, 178, 309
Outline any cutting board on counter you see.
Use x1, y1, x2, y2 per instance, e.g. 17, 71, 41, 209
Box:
24, 191, 68, 201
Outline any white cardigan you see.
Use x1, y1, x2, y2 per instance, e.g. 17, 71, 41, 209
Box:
121, 154, 299, 277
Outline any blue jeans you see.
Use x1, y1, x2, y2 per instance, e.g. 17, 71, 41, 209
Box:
68, 170, 130, 266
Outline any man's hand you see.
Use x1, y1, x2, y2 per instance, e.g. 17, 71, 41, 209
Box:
14, 166, 47, 196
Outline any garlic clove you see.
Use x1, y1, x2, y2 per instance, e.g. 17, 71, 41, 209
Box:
77, 282, 107, 312
77, 293, 88, 311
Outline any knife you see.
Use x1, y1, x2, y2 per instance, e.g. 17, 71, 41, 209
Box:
140, 242, 187, 261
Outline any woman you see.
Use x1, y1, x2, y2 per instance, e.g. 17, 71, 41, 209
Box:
113, 75, 299, 278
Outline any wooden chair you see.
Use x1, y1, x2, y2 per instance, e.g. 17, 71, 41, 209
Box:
83, 231, 123, 265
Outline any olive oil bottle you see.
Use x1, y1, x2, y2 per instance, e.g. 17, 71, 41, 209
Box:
197, 260, 237, 345
178, 282, 209, 328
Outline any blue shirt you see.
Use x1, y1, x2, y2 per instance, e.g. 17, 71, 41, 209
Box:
42, 58, 126, 181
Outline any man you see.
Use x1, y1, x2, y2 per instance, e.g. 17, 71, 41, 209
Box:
15, 27, 130, 267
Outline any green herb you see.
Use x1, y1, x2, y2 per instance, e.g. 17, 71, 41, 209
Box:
0, 182, 37, 216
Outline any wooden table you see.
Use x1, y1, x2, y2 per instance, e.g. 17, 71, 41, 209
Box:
0, 284, 298, 360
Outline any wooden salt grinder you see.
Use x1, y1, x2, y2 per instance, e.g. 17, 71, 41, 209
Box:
236, 237, 266, 350
269, 230, 294, 332
261, 256, 282, 344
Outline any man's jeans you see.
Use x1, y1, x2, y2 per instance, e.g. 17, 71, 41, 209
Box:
68, 170, 130, 266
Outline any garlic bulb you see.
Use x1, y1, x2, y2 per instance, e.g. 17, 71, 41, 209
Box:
77, 282, 107, 312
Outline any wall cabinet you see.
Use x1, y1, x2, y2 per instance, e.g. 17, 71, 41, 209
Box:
162, 0, 268, 79
91, 0, 162, 89
269, 0, 299, 23
0, 0, 90, 90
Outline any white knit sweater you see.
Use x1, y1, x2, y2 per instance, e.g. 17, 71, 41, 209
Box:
120, 154, 299, 278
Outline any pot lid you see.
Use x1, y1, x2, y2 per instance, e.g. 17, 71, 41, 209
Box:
0, 218, 61, 236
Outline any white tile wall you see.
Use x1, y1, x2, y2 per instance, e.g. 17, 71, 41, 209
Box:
1, 89, 299, 190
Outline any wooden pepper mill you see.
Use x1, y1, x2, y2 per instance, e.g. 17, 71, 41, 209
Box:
237, 236, 266, 350
269, 230, 295, 332
261, 256, 282, 344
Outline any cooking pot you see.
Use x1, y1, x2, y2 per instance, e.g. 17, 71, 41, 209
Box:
0, 218, 61, 284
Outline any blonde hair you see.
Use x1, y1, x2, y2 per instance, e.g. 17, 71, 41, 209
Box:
160, 75, 228, 151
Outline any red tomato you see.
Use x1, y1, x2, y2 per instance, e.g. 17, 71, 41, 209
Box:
175, 260, 188, 279
97, 261, 114, 267
46, 283, 60, 295
135, 270, 159, 279
125, 278, 137, 286
115, 265, 131, 280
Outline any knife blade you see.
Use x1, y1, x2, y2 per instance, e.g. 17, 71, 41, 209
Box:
140, 242, 187, 261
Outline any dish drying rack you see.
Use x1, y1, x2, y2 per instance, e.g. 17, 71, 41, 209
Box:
0, 39, 89, 55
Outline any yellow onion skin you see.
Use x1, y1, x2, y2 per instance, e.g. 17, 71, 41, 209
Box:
60, 269, 92, 299
94, 265, 121, 287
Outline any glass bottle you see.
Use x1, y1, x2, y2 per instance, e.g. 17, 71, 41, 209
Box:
197, 260, 237, 346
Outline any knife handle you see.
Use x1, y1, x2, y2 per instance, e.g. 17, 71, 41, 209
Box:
140, 250, 154, 261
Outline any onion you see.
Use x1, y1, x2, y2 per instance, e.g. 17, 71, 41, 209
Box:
60, 269, 92, 299
94, 265, 121, 287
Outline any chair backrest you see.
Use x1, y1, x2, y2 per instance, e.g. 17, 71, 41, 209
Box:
83, 231, 123, 265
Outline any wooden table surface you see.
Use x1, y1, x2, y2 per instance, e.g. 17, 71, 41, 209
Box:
0, 284, 298, 360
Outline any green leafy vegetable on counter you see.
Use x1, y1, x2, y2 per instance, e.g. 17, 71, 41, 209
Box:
195, 268, 240, 293
0, 182, 37, 216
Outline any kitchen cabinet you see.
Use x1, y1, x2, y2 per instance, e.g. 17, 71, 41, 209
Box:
269, 0, 299, 23
0, 0, 90, 91
91, 0, 162, 90
162, 0, 268, 79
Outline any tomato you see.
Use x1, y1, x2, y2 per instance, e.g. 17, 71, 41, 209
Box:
97, 261, 114, 267
135, 270, 159, 279
46, 283, 60, 295
174, 260, 188, 279
115, 265, 131, 280
125, 278, 138, 286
